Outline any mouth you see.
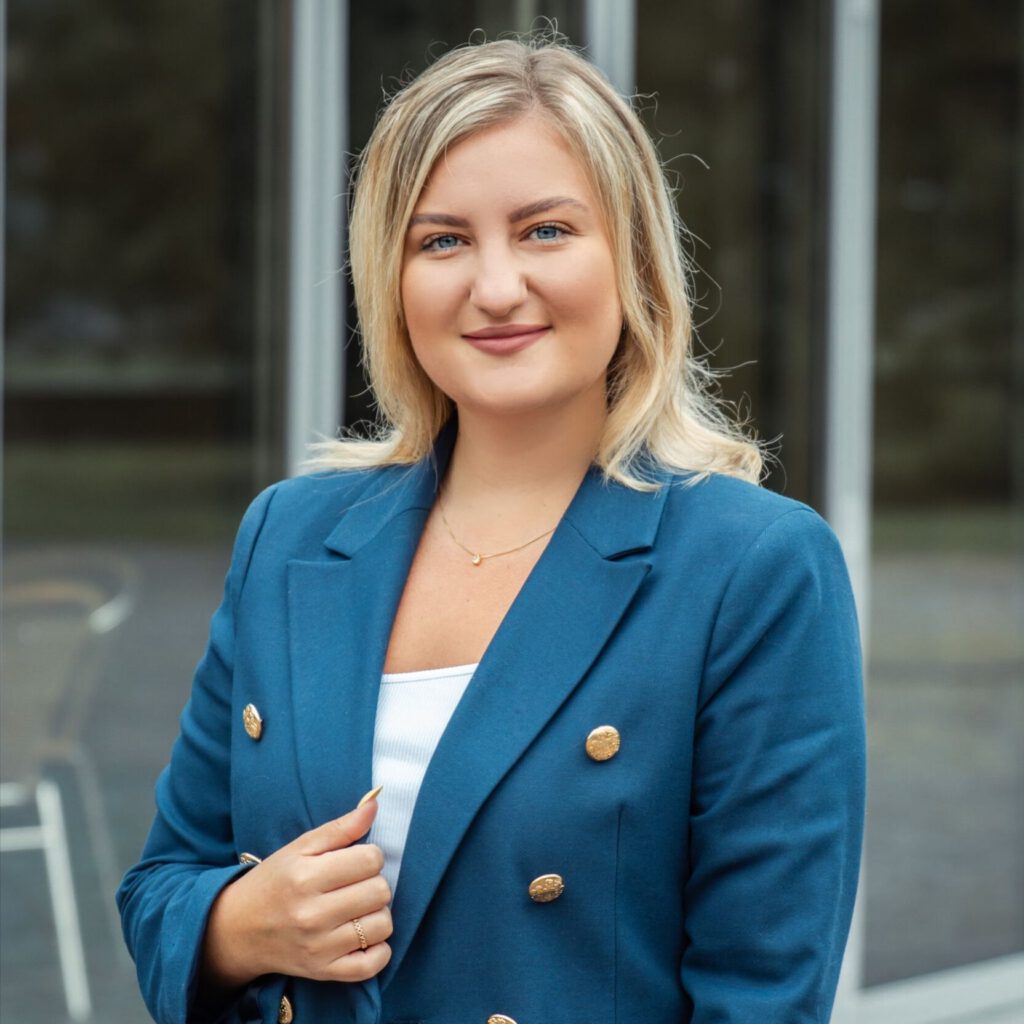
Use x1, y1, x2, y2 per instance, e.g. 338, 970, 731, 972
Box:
462, 325, 550, 355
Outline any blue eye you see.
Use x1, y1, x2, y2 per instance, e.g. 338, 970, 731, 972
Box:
532, 224, 564, 242
424, 234, 460, 251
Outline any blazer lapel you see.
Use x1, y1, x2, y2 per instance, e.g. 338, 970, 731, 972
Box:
288, 455, 455, 1024
381, 457, 672, 986
286, 421, 457, 829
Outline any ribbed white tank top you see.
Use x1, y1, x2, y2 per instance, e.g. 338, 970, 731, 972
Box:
366, 662, 479, 897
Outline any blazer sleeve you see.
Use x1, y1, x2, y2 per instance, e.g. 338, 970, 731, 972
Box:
116, 482, 280, 1024
681, 508, 866, 1023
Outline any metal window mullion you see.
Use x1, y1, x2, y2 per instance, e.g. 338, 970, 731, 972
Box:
824, 0, 880, 1019
584, 0, 636, 96
286, 0, 347, 477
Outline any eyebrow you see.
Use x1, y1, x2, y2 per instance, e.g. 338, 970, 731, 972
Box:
408, 195, 590, 229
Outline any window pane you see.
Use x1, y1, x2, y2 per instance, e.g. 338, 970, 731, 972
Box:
864, 0, 1024, 986
1, 2, 285, 1019
636, 0, 831, 504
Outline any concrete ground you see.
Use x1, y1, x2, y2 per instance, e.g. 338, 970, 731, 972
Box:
864, 547, 1024, 986
1, 529, 1021, 1022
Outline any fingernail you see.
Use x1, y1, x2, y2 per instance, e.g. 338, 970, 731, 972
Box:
357, 784, 383, 808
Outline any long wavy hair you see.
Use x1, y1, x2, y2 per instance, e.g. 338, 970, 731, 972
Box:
307, 33, 763, 488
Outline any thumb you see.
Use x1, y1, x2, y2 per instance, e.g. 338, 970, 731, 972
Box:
299, 786, 382, 855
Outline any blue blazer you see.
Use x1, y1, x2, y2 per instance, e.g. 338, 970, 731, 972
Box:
118, 419, 866, 1024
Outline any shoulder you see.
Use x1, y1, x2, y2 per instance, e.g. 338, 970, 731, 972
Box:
652, 470, 850, 601
231, 464, 403, 562
660, 470, 831, 547
260, 465, 385, 516
680, 477, 862, 704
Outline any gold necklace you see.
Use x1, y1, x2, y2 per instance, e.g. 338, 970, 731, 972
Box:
437, 490, 556, 566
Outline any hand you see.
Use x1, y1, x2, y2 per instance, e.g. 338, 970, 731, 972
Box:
201, 796, 393, 990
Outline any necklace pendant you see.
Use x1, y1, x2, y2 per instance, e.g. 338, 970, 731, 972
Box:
471, 553, 483, 566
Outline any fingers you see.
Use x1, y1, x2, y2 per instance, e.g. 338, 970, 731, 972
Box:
297, 797, 379, 856
317, 874, 392, 925
333, 906, 392, 954
286, 874, 391, 943
314, 843, 387, 892
321, 908, 393, 982
325, 939, 392, 983
268, 869, 392, 982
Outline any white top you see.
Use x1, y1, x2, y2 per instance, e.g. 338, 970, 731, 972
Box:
366, 662, 479, 896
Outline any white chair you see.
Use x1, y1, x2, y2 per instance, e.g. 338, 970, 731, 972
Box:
1, 554, 138, 1021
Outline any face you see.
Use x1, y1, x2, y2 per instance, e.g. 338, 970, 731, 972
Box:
400, 114, 623, 423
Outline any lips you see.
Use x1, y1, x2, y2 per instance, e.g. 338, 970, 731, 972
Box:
462, 324, 550, 355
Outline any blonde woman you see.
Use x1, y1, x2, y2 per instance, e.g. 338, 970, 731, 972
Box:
119, 35, 865, 1024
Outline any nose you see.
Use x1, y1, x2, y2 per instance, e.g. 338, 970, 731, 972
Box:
469, 244, 528, 317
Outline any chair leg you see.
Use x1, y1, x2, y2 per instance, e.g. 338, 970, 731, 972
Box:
36, 779, 92, 1021
68, 743, 131, 964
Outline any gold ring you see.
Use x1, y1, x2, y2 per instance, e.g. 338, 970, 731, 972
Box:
351, 916, 368, 951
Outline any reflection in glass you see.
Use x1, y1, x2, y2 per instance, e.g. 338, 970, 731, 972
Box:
636, 0, 831, 505
1, 2, 284, 1020
864, 0, 1024, 986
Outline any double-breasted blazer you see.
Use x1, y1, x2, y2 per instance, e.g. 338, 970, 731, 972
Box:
118, 417, 866, 1024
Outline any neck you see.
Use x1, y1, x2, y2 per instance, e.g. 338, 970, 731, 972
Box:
440, 392, 607, 533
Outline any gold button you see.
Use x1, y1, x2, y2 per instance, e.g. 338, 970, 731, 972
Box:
586, 724, 620, 761
528, 873, 565, 902
487, 1016, 517, 1024
243, 703, 263, 740
239, 852, 262, 866
277, 994, 293, 1023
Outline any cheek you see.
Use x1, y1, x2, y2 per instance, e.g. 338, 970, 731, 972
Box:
548, 257, 622, 358
401, 270, 457, 388
549, 247, 620, 319
400, 266, 431, 335
401, 262, 462, 333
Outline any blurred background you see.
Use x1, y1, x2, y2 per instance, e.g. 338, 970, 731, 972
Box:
1, 1, 1021, 1021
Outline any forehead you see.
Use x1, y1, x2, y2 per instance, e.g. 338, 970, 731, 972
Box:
411, 115, 596, 213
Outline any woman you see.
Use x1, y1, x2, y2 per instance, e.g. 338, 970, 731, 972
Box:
118, 35, 865, 1024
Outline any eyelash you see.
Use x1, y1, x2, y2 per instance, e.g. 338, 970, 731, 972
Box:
420, 221, 570, 252
528, 222, 569, 244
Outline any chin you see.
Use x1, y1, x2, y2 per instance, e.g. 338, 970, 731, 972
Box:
455, 393, 560, 418
450, 376, 585, 411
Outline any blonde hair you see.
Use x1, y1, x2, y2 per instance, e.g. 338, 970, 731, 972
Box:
308, 32, 763, 488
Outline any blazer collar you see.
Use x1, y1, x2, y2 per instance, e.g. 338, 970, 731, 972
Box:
323, 414, 672, 562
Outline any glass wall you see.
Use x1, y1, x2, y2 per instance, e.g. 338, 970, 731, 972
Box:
864, 0, 1024, 988
635, 0, 832, 505
1, 2, 287, 1019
